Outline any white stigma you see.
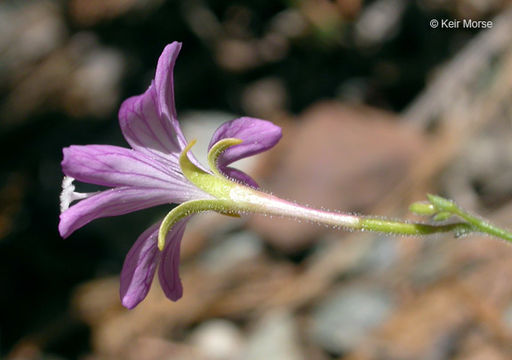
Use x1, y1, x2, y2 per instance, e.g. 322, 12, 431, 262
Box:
59, 176, 94, 213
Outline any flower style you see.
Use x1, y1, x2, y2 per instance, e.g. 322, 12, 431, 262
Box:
59, 42, 282, 309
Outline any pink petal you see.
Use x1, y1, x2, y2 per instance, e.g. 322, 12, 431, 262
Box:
118, 43, 187, 160
154, 42, 182, 135
221, 167, 259, 189
208, 117, 282, 187
62, 145, 193, 192
119, 222, 161, 309
58, 187, 174, 238
158, 218, 189, 301
209, 117, 282, 165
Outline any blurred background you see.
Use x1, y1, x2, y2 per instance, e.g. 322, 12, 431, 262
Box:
3, 0, 512, 359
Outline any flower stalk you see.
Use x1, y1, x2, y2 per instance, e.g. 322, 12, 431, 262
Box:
224, 184, 512, 241
227, 186, 476, 236
156, 135, 512, 253
60, 41, 512, 309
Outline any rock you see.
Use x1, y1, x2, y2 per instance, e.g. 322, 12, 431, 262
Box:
311, 284, 394, 354
241, 77, 288, 119
454, 329, 511, 360
0, 1, 66, 78
410, 238, 453, 286
65, 34, 125, 117
358, 235, 399, 273
502, 302, 512, 330
125, 337, 208, 360
354, 0, 406, 48
351, 284, 474, 360
241, 310, 304, 360
200, 230, 263, 273
189, 319, 244, 360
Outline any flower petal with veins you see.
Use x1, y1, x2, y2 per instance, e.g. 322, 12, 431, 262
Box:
208, 117, 282, 186
158, 218, 189, 301
119, 43, 187, 161
120, 222, 162, 309
59, 186, 174, 238
59, 42, 282, 309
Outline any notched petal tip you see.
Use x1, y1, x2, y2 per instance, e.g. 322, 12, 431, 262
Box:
155, 41, 182, 122
118, 41, 187, 157
120, 223, 161, 309
158, 218, 188, 302
58, 214, 71, 239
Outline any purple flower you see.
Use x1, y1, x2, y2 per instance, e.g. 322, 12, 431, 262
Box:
59, 42, 281, 309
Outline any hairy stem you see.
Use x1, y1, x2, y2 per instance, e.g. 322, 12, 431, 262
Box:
229, 186, 496, 239
427, 194, 512, 242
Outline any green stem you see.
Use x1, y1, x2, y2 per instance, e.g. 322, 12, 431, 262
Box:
358, 218, 473, 237
450, 206, 512, 242
424, 194, 512, 242
229, 186, 478, 239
